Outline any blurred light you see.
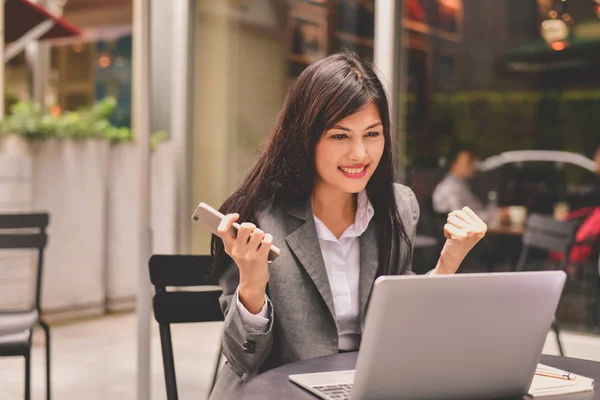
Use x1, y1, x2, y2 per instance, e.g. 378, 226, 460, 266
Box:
50, 104, 61, 117
549, 10, 558, 18
71, 44, 84, 53
541, 19, 569, 50
99, 53, 112, 68
595, 0, 600, 18
562, 13, 571, 21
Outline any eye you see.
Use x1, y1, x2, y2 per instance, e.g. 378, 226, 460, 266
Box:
331, 133, 348, 140
365, 131, 380, 137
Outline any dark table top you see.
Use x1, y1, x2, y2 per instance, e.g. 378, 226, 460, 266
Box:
243, 353, 599, 400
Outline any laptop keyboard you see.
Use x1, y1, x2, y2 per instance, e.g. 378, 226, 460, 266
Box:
313, 383, 353, 399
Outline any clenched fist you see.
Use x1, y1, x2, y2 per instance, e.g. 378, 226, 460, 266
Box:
434, 206, 487, 275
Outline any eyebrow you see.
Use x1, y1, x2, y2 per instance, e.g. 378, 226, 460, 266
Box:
331, 122, 383, 132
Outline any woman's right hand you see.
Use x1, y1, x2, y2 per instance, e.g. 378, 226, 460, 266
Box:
217, 213, 273, 314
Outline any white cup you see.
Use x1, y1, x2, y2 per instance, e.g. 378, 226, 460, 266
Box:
554, 202, 569, 221
509, 206, 527, 226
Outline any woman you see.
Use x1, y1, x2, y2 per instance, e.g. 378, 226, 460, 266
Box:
209, 52, 486, 399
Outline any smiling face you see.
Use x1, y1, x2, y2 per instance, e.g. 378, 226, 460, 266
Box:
314, 100, 385, 195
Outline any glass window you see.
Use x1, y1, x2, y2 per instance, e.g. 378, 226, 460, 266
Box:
190, 0, 375, 254
402, 0, 600, 333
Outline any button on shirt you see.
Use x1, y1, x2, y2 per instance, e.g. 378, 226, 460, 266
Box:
235, 190, 375, 351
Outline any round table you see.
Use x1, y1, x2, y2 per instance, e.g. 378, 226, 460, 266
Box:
243, 353, 600, 399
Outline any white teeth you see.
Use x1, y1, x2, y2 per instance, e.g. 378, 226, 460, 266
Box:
340, 167, 365, 174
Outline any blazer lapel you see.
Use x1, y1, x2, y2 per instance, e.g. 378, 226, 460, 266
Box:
359, 220, 379, 325
285, 201, 336, 323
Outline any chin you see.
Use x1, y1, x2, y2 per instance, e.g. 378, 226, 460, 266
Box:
337, 181, 368, 194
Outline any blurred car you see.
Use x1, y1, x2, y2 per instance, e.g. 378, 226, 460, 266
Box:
475, 150, 599, 213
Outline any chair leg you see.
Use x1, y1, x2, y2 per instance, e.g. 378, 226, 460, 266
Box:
552, 321, 565, 356
515, 247, 529, 272
159, 324, 178, 400
39, 320, 51, 400
25, 350, 31, 400
210, 343, 223, 394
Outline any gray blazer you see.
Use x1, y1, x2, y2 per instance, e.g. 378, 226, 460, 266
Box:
209, 183, 419, 399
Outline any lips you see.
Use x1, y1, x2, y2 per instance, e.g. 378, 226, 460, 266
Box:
338, 165, 368, 179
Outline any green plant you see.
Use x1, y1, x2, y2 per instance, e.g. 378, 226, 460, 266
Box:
0, 97, 167, 148
428, 90, 600, 157
150, 130, 168, 150
0, 101, 50, 140
4, 92, 20, 115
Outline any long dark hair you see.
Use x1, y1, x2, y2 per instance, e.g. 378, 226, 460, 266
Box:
211, 51, 411, 279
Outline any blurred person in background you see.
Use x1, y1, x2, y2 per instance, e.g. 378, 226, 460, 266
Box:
432, 143, 508, 225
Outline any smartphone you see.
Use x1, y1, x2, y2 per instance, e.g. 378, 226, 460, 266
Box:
191, 202, 281, 262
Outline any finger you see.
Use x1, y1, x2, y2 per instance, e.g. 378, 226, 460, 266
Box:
247, 228, 265, 250
236, 222, 256, 246
217, 214, 239, 243
447, 215, 469, 229
444, 223, 465, 240
258, 233, 273, 258
450, 210, 473, 224
462, 207, 482, 223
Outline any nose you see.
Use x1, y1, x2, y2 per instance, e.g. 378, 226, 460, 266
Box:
348, 138, 366, 162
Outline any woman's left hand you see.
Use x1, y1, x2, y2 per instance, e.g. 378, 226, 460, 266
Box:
434, 206, 487, 275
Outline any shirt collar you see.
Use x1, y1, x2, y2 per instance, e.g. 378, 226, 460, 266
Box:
313, 190, 375, 242
446, 174, 469, 185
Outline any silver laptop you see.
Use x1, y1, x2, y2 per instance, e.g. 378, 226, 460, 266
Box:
289, 271, 566, 400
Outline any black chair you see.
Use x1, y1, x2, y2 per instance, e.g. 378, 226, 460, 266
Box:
0, 213, 51, 400
149, 254, 224, 400
516, 214, 581, 273
515, 213, 581, 357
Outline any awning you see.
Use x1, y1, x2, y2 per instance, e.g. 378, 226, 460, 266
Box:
5, 0, 81, 43
4, 0, 82, 62
496, 20, 600, 82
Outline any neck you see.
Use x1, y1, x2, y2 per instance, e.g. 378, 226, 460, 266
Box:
449, 170, 464, 180
311, 182, 356, 223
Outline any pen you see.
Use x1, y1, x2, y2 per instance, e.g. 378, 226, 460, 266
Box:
536, 365, 577, 381
535, 371, 576, 381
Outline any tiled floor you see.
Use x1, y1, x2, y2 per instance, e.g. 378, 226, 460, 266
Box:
0, 313, 223, 400
1, 312, 600, 400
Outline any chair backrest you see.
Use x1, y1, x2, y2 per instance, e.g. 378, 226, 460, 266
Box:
149, 254, 224, 325
0, 213, 49, 249
0, 213, 49, 312
522, 214, 580, 253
